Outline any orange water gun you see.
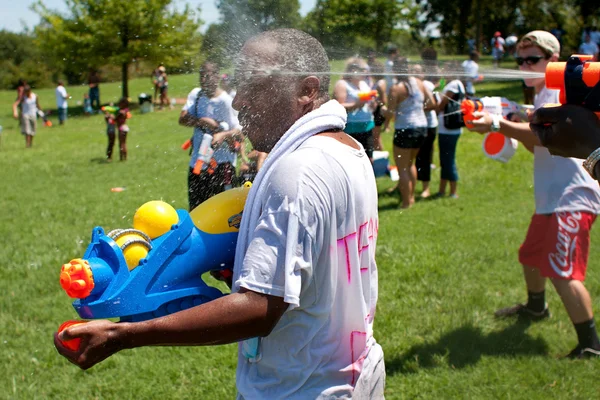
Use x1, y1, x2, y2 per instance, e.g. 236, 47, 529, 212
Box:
358, 90, 378, 102
546, 54, 600, 118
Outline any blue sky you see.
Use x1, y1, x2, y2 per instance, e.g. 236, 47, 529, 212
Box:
0, 0, 317, 33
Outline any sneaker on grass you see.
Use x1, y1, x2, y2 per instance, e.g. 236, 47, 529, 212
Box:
566, 346, 600, 359
494, 303, 550, 321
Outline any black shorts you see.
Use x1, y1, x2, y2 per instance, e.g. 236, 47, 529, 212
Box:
373, 104, 386, 126
347, 130, 374, 159
393, 128, 427, 149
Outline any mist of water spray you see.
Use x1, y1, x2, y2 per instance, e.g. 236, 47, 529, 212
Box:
263, 61, 545, 81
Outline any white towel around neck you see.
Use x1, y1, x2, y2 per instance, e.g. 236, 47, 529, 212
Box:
232, 99, 347, 280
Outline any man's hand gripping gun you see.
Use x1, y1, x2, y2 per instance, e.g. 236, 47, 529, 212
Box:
57, 183, 251, 351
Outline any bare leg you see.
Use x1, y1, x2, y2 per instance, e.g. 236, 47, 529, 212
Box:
523, 265, 546, 293
421, 181, 430, 198
395, 146, 416, 208
450, 181, 458, 197
409, 149, 419, 205
372, 126, 383, 151
551, 279, 594, 324
438, 179, 448, 195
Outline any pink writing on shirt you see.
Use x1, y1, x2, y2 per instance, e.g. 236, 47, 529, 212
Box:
337, 219, 378, 283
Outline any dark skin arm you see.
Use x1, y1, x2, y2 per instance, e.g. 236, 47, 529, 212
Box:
178, 110, 220, 131
54, 288, 288, 370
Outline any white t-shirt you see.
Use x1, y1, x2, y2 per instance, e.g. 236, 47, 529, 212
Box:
533, 87, 600, 214
462, 60, 479, 94
21, 94, 38, 116
233, 135, 382, 399
423, 80, 438, 128
55, 86, 68, 109
579, 41, 599, 56
437, 80, 465, 134
182, 88, 241, 169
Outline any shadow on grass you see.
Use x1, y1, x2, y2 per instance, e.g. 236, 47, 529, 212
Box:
90, 157, 110, 164
386, 322, 549, 375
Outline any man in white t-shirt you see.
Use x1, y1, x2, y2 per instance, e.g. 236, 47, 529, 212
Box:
55, 81, 69, 125
469, 30, 600, 359
55, 29, 385, 397
579, 34, 599, 61
178, 62, 242, 210
462, 51, 480, 96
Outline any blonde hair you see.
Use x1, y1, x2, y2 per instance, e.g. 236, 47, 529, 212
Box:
343, 57, 368, 80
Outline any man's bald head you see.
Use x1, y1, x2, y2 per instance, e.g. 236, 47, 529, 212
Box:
241, 29, 330, 102
233, 29, 331, 152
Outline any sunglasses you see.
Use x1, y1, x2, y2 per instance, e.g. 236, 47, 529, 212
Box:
515, 55, 548, 66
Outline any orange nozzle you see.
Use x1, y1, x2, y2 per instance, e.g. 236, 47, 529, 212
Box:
545, 62, 566, 91
358, 90, 378, 101
58, 320, 86, 351
181, 139, 192, 150
193, 159, 204, 175
60, 259, 94, 299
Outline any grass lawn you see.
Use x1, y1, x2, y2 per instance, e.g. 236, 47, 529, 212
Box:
1, 62, 600, 399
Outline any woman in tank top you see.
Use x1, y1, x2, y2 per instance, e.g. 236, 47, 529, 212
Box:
384, 57, 436, 208
333, 57, 376, 162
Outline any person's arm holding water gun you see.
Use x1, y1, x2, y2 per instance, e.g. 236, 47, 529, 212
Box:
54, 287, 288, 370
530, 104, 600, 160
333, 80, 367, 112
179, 112, 221, 132
468, 112, 540, 153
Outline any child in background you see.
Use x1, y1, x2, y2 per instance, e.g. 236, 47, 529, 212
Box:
104, 98, 131, 161
115, 98, 131, 161
83, 93, 93, 115
104, 107, 117, 161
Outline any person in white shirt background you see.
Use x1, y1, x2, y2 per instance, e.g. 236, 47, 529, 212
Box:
579, 34, 599, 61
462, 51, 481, 96
55, 80, 69, 125
469, 30, 600, 359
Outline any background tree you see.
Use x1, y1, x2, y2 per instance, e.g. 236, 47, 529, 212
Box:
0, 30, 57, 89
204, 0, 301, 66
33, 0, 202, 98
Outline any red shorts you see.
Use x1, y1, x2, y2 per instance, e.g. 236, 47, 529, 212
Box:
519, 211, 596, 280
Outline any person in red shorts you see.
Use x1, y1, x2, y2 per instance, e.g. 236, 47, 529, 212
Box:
469, 30, 600, 358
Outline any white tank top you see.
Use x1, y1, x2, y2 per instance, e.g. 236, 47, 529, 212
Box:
394, 77, 427, 129
21, 94, 38, 116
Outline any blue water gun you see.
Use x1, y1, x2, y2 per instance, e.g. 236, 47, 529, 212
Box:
57, 184, 251, 349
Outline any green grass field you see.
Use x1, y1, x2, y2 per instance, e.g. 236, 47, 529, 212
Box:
1, 61, 600, 399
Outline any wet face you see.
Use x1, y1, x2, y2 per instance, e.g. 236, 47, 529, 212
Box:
517, 45, 553, 90
232, 39, 298, 152
200, 64, 220, 94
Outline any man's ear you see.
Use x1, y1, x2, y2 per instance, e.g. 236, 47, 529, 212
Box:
298, 76, 320, 105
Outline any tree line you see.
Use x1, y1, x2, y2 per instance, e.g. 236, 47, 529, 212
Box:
1, 0, 598, 96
